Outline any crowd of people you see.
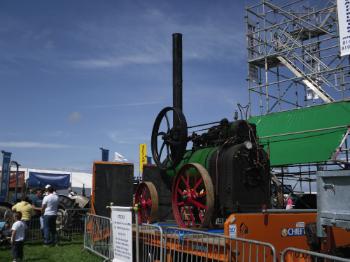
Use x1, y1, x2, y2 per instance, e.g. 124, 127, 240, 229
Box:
1, 184, 59, 262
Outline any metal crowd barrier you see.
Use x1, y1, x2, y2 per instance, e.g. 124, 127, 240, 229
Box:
26, 208, 89, 242
280, 247, 350, 262
59, 208, 89, 240
161, 227, 276, 262
138, 224, 164, 262
83, 213, 277, 262
26, 216, 42, 242
84, 213, 112, 260
82, 214, 350, 262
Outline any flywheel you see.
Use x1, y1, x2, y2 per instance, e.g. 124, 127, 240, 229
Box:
151, 107, 188, 171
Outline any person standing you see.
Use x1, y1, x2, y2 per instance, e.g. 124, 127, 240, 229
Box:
285, 194, 294, 210
30, 189, 44, 209
31, 189, 44, 237
11, 212, 26, 262
12, 196, 34, 227
42, 185, 59, 246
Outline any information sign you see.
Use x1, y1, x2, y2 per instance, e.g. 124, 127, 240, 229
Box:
337, 0, 350, 56
111, 206, 133, 262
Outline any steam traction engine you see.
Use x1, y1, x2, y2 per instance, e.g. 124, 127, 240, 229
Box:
133, 34, 350, 260
134, 34, 270, 228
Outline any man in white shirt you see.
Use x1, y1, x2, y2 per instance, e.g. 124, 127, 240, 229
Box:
42, 184, 59, 245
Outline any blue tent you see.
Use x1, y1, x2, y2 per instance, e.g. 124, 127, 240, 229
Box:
27, 172, 70, 190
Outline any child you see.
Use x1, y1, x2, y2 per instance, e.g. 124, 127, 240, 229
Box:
0, 221, 12, 246
11, 212, 26, 262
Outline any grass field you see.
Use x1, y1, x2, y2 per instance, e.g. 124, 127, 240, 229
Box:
0, 240, 103, 261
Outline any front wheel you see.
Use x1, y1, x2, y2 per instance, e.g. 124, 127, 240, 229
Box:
134, 182, 159, 224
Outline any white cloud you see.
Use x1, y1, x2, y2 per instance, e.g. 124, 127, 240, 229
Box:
82, 101, 162, 109
108, 130, 149, 145
72, 53, 169, 69
44, 130, 67, 138
68, 112, 82, 123
0, 141, 71, 149
0, 3, 246, 72
70, 7, 245, 69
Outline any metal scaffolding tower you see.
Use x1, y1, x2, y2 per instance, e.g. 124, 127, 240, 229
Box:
245, 0, 350, 194
246, 0, 350, 116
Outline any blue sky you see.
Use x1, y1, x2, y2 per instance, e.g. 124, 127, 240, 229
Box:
0, 0, 253, 174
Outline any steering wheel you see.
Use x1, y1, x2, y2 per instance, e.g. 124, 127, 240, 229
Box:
151, 107, 188, 170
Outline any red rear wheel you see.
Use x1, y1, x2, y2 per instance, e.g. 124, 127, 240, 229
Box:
135, 182, 158, 224
172, 163, 214, 228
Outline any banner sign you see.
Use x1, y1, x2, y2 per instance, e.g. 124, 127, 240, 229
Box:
139, 144, 147, 174
27, 172, 70, 190
9, 171, 25, 188
111, 206, 133, 262
0, 151, 12, 202
337, 0, 350, 56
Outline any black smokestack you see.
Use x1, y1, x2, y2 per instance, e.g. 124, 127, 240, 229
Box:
172, 33, 182, 115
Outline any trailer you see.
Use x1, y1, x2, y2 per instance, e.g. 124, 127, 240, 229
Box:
132, 33, 350, 260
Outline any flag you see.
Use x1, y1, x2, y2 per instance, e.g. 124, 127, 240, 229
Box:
114, 152, 128, 162
139, 144, 147, 174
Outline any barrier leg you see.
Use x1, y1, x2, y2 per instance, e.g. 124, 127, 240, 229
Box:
135, 210, 140, 262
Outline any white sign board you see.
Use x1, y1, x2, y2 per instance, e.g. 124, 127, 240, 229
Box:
229, 224, 237, 238
337, 0, 350, 56
111, 207, 133, 262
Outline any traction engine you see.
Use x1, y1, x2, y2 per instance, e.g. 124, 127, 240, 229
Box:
134, 34, 270, 228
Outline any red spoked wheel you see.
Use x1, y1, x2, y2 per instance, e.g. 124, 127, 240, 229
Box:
172, 163, 214, 228
135, 182, 158, 224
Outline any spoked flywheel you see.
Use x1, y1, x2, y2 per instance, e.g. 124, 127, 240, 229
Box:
151, 107, 188, 171
172, 163, 214, 228
134, 182, 159, 224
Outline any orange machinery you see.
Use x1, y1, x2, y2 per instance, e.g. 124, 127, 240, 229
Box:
224, 211, 350, 261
